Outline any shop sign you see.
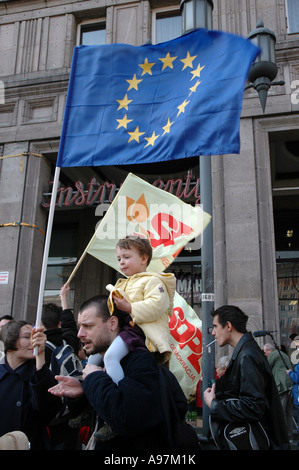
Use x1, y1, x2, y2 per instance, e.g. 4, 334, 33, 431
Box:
0, 271, 9, 284
42, 171, 200, 208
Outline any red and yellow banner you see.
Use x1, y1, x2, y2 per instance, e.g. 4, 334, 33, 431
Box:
170, 293, 202, 398
83, 172, 208, 397
85, 172, 210, 272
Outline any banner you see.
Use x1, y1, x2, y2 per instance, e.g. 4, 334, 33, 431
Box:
57, 28, 259, 168
80, 172, 206, 397
86, 172, 210, 272
170, 292, 202, 398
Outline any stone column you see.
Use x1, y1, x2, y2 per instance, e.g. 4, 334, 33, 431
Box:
0, 142, 50, 321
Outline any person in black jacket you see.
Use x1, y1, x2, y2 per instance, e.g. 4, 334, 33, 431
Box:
42, 283, 80, 362
42, 283, 82, 449
49, 295, 191, 451
203, 305, 290, 450
0, 321, 62, 450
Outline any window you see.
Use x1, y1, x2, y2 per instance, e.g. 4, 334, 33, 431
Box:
287, 0, 299, 33
270, 130, 299, 348
44, 258, 76, 306
170, 263, 201, 316
277, 261, 299, 348
44, 226, 78, 307
78, 21, 106, 45
152, 8, 182, 44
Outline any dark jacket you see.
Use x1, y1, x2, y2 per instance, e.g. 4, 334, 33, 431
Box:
210, 332, 290, 450
83, 348, 187, 451
0, 359, 62, 450
44, 308, 81, 449
267, 348, 293, 394
44, 308, 80, 366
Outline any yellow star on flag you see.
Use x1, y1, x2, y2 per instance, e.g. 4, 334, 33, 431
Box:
139, 58, 155, 76
189, 80, 201, 94
159, 52, 177, 70
177, 99, 190, 117
162, 118, 174, 135
126, 74, 143, 91
116, 94, 133, 110
128, 126, 145, 143
144, 131, 160, 147
191, 63, 205, 80
116, 114, 133, 129
181, 51, 197, 70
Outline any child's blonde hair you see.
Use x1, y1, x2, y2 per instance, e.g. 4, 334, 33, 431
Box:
116, 236, 152, 266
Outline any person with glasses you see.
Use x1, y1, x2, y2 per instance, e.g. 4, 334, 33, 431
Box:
0, 320, 62, 450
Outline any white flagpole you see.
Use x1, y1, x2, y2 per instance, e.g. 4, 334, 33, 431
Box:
34, 165, 61, 353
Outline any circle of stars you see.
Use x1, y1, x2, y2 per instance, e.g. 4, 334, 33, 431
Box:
115, 50, 205, 149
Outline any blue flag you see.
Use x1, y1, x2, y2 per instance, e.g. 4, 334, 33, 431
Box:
57, 29, 259, 168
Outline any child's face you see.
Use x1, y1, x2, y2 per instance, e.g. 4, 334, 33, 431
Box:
116, 245, 148, 276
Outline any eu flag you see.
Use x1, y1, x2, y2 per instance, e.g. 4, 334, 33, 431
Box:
57, 29, 259, 168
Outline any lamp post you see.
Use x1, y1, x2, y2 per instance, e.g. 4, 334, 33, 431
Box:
180, 1, 283, 442
180, 0, 213, 32
180, 0, 215, 440
247, 20, 285, 112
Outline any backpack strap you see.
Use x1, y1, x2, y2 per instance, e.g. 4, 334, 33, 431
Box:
45, 340, 56, 351
46, 339, 67, 351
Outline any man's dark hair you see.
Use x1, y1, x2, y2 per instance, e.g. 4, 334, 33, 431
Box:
42, 303, 62, 330
0, 315, 13, 322
79, 295, 125, 328
212, 305, 248, 334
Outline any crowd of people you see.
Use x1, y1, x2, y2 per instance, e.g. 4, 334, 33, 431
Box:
0, 235, 298, 452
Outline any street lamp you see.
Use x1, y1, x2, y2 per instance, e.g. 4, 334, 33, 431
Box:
180, 1, 284, 444
247, 20, 285, 112
180, 0, 213, 32
180, 0, 215, 440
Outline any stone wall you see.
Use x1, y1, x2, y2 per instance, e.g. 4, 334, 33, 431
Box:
0, 0, 298, 330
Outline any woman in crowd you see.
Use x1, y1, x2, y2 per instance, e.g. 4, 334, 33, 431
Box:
0, 320, 62, 450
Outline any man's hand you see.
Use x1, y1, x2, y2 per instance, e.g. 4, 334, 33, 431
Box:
82, 363, 104, 380
48, 375, 84, 398
203, 382, 216, 408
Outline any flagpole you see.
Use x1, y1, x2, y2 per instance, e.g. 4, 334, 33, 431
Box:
66, 249, 87, 284
34, 165, 60, 353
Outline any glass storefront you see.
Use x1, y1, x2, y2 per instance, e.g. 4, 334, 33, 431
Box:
277, 260, 299, 349
44, 226, 78, 306
271, 132, 299, 348
167, 262, 201, 316
44, 157, 201, 314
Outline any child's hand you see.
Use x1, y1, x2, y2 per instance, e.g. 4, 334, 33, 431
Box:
112, 295, 131, 313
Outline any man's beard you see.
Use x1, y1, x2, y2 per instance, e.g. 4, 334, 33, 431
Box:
84, 340, 110, 356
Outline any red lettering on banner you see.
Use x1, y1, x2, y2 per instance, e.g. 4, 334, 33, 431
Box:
169, 306, 202, 374
148, 213, 193, 248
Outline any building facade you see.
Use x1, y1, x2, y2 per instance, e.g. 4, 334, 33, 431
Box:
0, 0, 298, 350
